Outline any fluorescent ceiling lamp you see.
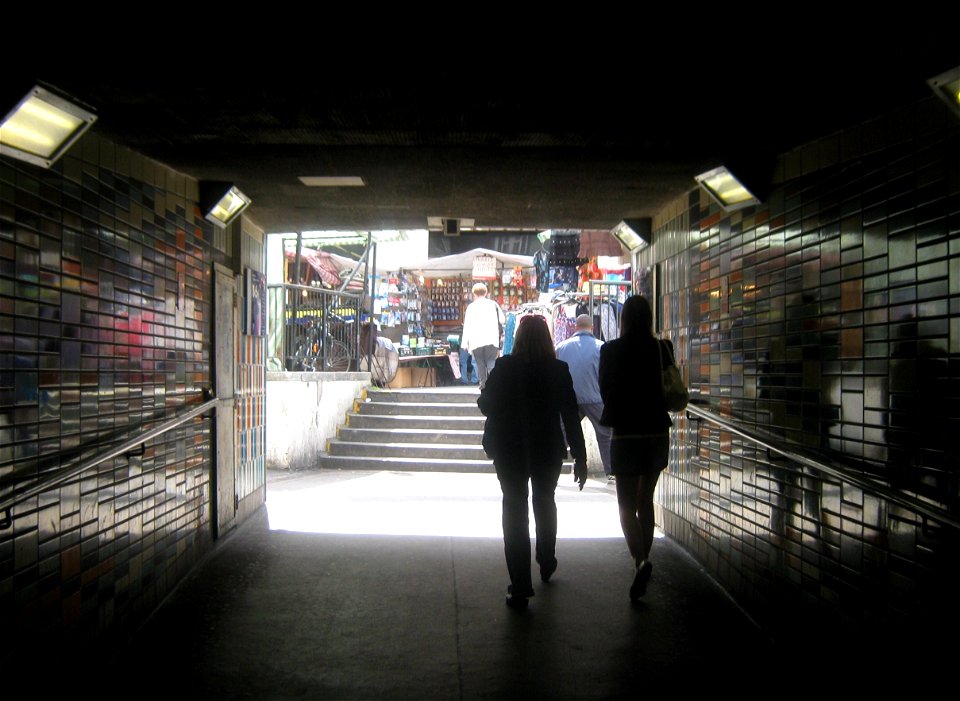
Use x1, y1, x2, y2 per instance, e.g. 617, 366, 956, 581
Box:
200, 182, 251, 228
0, 85, 97, 168
695, 165, 761, 211
927, 66, 960, 119
612, 219, 650, 251
299, 176, 367, 187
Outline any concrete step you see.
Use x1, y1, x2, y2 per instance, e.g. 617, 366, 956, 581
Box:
327, 440, 488, 460
347, 414, 488, 431
328, 387, 492, 473
356, 401, 482, 417
316, 454, 577, 473
317, 455, 497, 473
366, 390, 480, 404
338, 427, 484, 445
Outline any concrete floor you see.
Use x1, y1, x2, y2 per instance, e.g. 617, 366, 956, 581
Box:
112, 469, 776, 699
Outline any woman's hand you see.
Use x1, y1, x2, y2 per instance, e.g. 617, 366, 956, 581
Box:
574, 459, 588, 491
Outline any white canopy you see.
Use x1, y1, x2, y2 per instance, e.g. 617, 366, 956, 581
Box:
412, 248, 535, 279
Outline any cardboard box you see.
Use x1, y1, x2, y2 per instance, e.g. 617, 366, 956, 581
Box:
387, 366, 436, 389
411, 367, 436, 387
387, 367, 413, 389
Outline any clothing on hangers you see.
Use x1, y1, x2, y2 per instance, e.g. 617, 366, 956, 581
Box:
552, 302, 579, 345
533, 249, 550, 293
599, 301, 619, 341
509, 304, 553, 352
503, 312, 518, 355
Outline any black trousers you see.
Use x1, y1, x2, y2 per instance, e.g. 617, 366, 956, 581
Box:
495, 461, 563, 597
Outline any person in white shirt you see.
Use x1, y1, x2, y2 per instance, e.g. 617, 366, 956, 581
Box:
461, 282, 505, 389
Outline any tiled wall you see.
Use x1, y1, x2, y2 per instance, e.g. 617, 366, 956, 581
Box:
643, 95, 959, 640
0, 132, 265, 646
236, 218, 266, 504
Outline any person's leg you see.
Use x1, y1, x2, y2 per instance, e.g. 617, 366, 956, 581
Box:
582, 403, 613, 476
473, 346, 486, 387
497, 466, 533, 598
531, 464, 562, 580
615, 473, 643, 562
635, 470, 662, 562
625, 469, 662, 600
466, 351, 478, 383
636, 435, 669, 562
473, 345, 498, 389
459, 349, 470, 384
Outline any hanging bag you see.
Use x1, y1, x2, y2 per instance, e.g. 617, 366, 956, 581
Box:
658, 339, 689, 412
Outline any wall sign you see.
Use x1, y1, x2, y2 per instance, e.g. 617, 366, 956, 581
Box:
245, 268, 266, 336
472, 255, 497, 280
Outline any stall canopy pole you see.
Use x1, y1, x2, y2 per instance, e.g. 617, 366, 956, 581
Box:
367, 233, 375, 360
337, 236, 368, 294
293, 230, 303, 321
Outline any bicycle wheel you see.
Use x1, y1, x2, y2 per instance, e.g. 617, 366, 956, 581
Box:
323, 338, 352, 371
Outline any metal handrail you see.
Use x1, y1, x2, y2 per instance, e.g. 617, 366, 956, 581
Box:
268, 281, 362, 298
0, 398, 219, 529
685, 400, 960, 531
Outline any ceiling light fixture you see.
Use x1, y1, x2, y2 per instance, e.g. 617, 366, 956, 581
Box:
200, 182, 252, 228
612, 219, 650, 251
927, 66, 960, 119
299, 176, 367, 187
0, 85, 97, 168
695, 166, 761, 211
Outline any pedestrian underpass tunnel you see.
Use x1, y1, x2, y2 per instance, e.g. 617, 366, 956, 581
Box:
2, 54, 959, 693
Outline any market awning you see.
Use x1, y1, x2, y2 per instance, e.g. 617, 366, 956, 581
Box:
284, 248, 367, 290
413, 248, 534, 278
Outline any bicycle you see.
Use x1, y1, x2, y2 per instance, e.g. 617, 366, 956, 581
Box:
288, 313, 354, 372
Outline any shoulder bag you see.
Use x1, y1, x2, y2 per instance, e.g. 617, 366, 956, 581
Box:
658, 339, 689, 412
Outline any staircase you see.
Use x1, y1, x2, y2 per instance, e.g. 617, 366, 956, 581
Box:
320, 387, 495, 472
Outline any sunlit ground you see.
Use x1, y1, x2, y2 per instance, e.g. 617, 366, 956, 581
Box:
267, 470, 664, 540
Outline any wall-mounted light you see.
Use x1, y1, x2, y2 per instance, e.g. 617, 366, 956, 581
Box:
200, 182, 251, 228
928, 66, 960, 119
612, 218, 651, 251
0, 85, 97, 168
695, 166, 762, 211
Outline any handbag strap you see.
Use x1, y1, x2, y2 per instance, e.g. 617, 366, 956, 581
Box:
657, 338, 675, 369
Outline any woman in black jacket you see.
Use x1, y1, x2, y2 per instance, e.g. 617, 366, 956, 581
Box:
478, 314, 588, 609
599, 295, 673, 601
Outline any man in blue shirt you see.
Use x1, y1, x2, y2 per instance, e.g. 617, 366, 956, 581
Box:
555, 314, 613, 477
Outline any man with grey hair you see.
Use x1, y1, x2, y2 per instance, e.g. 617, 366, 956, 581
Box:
555, 314, 613, 477
461, 282, 505, 389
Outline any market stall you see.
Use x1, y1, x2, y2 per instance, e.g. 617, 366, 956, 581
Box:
398, 248, 537, 386
415, 247, 537, 325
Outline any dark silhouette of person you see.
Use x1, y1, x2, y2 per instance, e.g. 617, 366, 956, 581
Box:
478, 314, 588, 609
887, 315, 953, 503
598, 295, 672, 601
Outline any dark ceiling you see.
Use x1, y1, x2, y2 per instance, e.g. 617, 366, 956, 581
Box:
8, 39, 956, 234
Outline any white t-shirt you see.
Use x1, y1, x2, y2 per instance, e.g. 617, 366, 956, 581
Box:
461, 296, 504, 353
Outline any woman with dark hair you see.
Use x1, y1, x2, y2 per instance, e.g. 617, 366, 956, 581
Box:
599, 295, 673, 601
478, 314, 588, 609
